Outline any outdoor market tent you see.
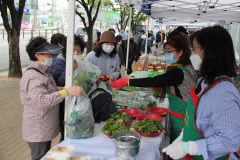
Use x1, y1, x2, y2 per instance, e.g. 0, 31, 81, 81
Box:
122, 0, 240, 25
64, 0, 240, 138
123, 0, 240, 63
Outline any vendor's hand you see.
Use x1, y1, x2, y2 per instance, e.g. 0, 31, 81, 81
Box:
107, 75, 114, 82
172, 132, 183, 144
162, 141, 189, 160
73, 59, 78, 70
109, 78, 129, 90
66, 86, 84, 96
98, 75, 109, 82
152, 87, 162, 91
58, 87, 65, 91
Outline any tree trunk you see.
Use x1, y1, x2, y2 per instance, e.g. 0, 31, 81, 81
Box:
32, 0, 37, 30
8, 30, 22, 78
86, 26, 93, 54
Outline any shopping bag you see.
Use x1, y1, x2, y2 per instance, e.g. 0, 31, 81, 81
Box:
73, 60, 101, 94
66, 94, 95, 139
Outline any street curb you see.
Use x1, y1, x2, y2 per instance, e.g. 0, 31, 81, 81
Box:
0, 67, 28, 76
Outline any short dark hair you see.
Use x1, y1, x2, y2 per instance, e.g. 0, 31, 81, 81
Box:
61, 35, 85, 57
74, 35, 85, 52
26, 37, 47, 61
97, 32, 101, 37
93, 43, 117, 58
164, 31, 192, 66
175, 26, 187, 34
140, 30, 145, 33
50, 33, 66, 45
192, 25, 236, 84
108, 28, 115, 33
115, 35, 123, 43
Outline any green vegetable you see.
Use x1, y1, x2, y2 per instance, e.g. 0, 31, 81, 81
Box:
102, 111, 132, 136
110, 111, 132, 124
102, 118, 129, 136
121, 86, 145, 92
134, 119, 164, 135
73, 71, 95, 93
147, 101, 157, 108
153, 90, 161, 98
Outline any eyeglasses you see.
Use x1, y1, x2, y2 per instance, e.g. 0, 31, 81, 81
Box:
74, 49, 81, 53
193, 46, 201, 51
163, 50, 176, 53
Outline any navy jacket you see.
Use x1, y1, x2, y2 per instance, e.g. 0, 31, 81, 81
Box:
50, 54, 66, 87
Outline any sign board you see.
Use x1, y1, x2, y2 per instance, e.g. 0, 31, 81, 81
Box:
99, 9, 120, 24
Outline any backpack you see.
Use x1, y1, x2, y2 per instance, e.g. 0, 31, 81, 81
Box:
89, 88, 117, 123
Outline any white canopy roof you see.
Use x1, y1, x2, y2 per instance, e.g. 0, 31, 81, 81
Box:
123, 0, 240, 25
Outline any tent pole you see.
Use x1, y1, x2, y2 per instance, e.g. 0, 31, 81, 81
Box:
64, 0, 76, 139
125, 5, 133, 76
145, 17, 149, 54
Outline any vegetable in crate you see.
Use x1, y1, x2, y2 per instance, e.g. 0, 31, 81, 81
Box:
102, 118, 129, 136
134, 119, 164, 135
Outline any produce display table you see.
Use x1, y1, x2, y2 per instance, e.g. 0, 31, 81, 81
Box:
43, 96, 169, 160
58, 137, 161, 160
94, 98, 169, 147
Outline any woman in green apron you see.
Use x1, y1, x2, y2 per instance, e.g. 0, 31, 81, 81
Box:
110, 31, 197, 143
163, 26, 240, 159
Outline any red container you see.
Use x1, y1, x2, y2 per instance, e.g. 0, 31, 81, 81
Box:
136, 114, 163, 123
120, 109, 142, 119
146, 107, 170, 117
104, 133, 113, 139
126, 119, 133, 127
134, 128, 164, 137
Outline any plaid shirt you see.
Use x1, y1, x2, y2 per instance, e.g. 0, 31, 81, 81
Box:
20, 61, 63, 142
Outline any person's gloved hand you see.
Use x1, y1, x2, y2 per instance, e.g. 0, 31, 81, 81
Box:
98, 75, 109, 82
152, 87, 162, 91
162, 141, 189, 160
107, 75, 114, 82
172, 132, 183, 144
109, 78, 129, 90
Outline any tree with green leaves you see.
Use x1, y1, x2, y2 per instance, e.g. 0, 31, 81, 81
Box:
114, 0, 148, 32
76, 0, 113, 54
0, 0, 26, 78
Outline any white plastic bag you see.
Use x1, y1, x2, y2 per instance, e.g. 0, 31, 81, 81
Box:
66, 94, 94, 139
73, 60, 101, 94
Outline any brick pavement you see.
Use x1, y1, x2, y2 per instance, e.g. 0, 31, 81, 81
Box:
0, 77, 60, 160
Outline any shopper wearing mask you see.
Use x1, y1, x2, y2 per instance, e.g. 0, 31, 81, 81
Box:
119, 27, 127, 40
21, 37, 84, 160
50, 35, 85, 142
85, 31, 120, 82
163, 26, 240, 160
110, 32, 197, 143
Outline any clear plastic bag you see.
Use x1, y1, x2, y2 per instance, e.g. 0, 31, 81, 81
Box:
73, 60, 101, 94
66, 94, 94, 139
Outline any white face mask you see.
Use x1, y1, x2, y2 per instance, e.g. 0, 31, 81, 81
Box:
74, 55, 81, 64
102, 45, 115, 54
42, 57, 53, 67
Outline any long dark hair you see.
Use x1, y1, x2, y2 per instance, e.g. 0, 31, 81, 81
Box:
192, 25, 236, 84
164, 31, 192, 66
93, 43, 117, 58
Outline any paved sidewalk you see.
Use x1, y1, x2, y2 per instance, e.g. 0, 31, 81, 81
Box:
0, 76, 60, 160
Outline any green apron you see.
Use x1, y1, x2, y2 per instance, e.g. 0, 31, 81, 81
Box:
182, 77, 231, 160
167, 66, 197, 143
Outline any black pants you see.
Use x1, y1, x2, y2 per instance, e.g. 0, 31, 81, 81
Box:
59, 100, 65, 142
28, 141, 51, 160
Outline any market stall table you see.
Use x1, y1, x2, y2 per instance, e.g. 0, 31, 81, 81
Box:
43, 98, 169, 160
